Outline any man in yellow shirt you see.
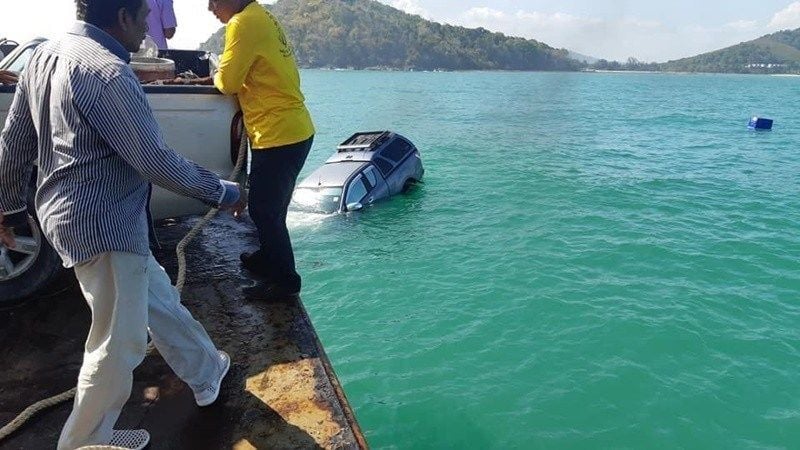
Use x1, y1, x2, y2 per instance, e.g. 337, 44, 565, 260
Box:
209, 0, 315, 300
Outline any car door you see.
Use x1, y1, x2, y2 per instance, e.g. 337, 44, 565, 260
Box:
344, 165, 389, 211
0, 40, 41, 129
361, 164, 388, 204
344, 174, 369, 210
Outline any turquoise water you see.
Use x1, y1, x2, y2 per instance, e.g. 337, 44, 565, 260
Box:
293, 71, 800, 449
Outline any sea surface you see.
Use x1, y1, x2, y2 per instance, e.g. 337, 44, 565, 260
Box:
291, 71, 800, 449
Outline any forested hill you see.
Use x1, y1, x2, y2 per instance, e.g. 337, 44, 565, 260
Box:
659, 28, 800, 74
200, 0, 582, 71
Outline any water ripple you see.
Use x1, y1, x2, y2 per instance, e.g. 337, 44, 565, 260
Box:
297, 71, 800, 449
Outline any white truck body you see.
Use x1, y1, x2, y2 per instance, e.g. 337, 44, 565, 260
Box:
0, 40, 245, 303
0, 86, 242, 220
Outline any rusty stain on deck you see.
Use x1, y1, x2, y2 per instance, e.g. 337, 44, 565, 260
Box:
0, 215, 367, 449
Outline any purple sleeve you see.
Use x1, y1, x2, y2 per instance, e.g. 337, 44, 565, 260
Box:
161, 0, 177, 28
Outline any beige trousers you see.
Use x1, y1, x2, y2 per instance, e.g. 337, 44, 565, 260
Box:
57, 252, 224, 450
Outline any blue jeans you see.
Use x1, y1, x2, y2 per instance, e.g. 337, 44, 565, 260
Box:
247, 136, 313, 291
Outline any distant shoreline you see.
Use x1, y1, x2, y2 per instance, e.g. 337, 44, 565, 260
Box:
304, 67, 800, 76
583, 69, 660, 74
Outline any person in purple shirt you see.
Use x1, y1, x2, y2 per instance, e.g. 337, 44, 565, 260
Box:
146, 0, 177, 49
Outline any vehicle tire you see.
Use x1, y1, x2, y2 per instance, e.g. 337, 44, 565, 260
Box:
402, 178, 419, 193
0, 184, 66, 306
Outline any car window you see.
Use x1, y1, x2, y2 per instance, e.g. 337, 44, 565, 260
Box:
346, 175, 368, 205
5, 45, 35, 74
364, 166, 378, 187
380, 140, 411, 163
374, 157, 393, 175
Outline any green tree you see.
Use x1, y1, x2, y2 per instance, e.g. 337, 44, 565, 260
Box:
200, 0, 584, 71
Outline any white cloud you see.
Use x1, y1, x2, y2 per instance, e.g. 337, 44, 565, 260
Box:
725, 20, 759, 31
171, 3, 224, 50
463, 7, 508, 21
0, 3, 76, 43
452, 6, 776, 62
0, 2, 220, 50
384, 0, 430, 19
768, 1, 800, 30
457, 7, 673, 61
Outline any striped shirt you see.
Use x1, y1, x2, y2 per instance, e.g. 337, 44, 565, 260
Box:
0, 22, 239, 268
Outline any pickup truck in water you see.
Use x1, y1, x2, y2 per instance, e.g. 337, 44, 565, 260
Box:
0, 39, 246, 304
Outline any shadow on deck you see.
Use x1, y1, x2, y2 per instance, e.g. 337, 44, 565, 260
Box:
0, 215, 367, 449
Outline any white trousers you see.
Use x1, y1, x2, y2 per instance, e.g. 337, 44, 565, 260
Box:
57, 252, 224, 450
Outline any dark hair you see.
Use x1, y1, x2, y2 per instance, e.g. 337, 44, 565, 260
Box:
75, 0, 144, 28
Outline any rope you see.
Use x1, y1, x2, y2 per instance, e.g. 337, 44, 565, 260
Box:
0, 388, 77, 440
0, 135, 249, 444
175, 132, 249, 293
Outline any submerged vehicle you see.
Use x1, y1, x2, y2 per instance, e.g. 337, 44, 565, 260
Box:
293, 131, 424, 213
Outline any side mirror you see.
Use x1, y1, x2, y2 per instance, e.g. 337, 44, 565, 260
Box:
346, 202, 363, 212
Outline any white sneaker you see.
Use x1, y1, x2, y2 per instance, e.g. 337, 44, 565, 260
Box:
194, 350, 231, 407
77, 429, 151, 449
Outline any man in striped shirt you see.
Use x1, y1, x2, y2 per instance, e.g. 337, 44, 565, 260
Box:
0, 1, 242, 448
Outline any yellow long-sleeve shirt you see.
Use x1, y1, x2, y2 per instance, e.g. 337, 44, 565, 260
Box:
214, 2, 314, 149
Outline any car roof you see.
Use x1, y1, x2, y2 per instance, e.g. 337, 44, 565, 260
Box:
297, 161, 367, 188
325, 131, 417, 177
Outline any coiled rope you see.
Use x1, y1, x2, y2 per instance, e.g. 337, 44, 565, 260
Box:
0, 134, 249, 445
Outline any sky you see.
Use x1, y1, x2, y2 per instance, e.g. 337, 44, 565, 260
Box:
3, 1, 800, 62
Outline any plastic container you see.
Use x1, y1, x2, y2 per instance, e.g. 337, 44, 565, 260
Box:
748, 117, 774, 130
134, 35, 159, 58
130, 57, 175, 83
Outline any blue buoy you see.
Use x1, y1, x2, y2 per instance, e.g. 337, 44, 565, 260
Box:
748, 117, 773, 130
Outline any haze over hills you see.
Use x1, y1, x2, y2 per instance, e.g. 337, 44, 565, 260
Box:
568, 51, 598, 65
200, 0, 582, 71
